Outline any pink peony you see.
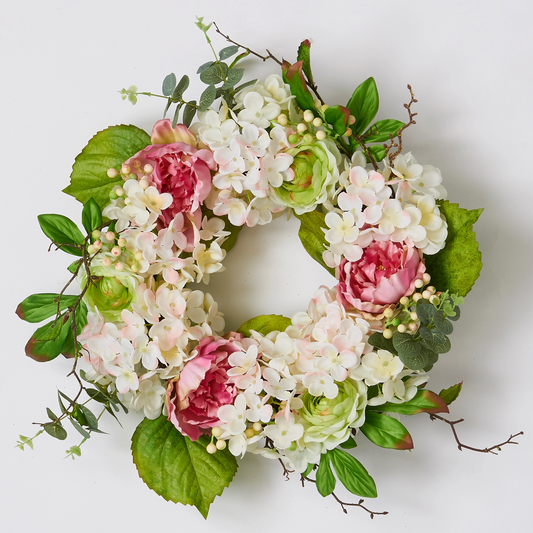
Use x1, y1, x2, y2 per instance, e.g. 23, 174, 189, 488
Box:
166, 335, 243, 441
125, 121, 216, 225
337, 240, 425, 315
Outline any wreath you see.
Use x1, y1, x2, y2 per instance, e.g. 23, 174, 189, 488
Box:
15, 19, 522, 519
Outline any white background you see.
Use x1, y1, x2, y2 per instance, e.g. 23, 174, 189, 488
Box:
1, 0, 532, 530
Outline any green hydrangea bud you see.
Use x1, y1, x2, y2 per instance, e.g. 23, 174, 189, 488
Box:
299, 379, 367, 451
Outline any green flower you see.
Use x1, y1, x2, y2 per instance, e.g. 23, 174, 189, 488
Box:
80, 261, 141, 322
271, 139, 340, 214
299, 379, 367, 450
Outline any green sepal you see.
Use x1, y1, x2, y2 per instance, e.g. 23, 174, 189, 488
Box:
295, 210, 335, 277
131, 416, 238, 519
346, 77, 379, 135
282, 60, 316, 111
329, 448, 377, 498
63, 125, 151, 209
38, 214, 85, 256
16, 293, 78, 323
316, 453, 336, 497
81, 198, 103, 234
368, 389, 449, 416
324, 105, 350, 135
25, 314, 72, 362
360, 411, 413, 450
237, 315, 292, 337
439, 382, 463, 405
424, 201, 483, 296
363, 119, 405, 143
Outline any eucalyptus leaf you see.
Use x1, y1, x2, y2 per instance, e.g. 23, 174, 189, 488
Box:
162, 73, 177, 97
80, 405, 98, 430
70, 417, 91, 439
44, 423, 67, 441
434, 310, 453, 335
196, 62, 214, 74
219, 45, 239, 60
416, 300, 436, 323
200, 63, 228, 85
221, 68, 244, 90
199, 84, 216, 112
172, 75, 190, 100
368, 332, 397, 354
46, 408, 58, 421
183, 101, 197, 128
172, 102, 183, 129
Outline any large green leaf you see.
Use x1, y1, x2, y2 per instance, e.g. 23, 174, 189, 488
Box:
295, 211, 335, 277
329, 448, 377, 498
131, 416, 238, 518
16, 293, 79, 323
237, 314, 292, 337
63, 125, 151, 209
25, 314, 72, 362
316, 453, 336, 497
360, 411, 413, 450
346, 77, 379, 135
81, 198, 103, 234
368, 390, 449, 416
424, 201, 483, 296
38, 214, 85, 256
363, 119, 405, 143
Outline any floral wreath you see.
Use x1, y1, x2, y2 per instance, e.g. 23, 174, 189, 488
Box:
16, 19, 522, 519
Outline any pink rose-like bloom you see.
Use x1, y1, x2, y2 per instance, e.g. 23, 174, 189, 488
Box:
337, 240, 425, 315
125, 121, 216, 225
166, 335, 244, 441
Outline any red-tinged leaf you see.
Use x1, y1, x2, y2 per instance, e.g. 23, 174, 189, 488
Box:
324, 105, 351, 135
282, 60, 316, 111
360, 411, 413, 450
439, 382, 463, 406
368, 389, 450, 416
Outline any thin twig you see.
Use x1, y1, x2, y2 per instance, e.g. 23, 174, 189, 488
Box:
429, 413, 524, 454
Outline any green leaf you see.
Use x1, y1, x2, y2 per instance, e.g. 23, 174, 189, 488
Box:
297, 39, 314, 86
198, 84, 216, 112
237, 315, 292, 337
368, 332, 397, 355
172, 75, 190, 100
67, 260, 80, 275
433, 310, 453, 335
200, 62, 228, 85
183, 101, 197, 128
131, 416, 238, 518
366, 144, 386, 163
81, 198, 103, 234
392, 331, 421, 360
347, 77, 379, 135
80, 405, 98, 430
46, 408, 58, 421
162, 73, 177, 97
44, 423, 67, 440
172, 102, 183, 129
25, 315, 72, 362
38, 214, 85, 256
61, 301, 88, 358
219, 45, 239, 60
16, 293, 78, 323
302, 463, 315, 477
316, 454, 336, 497
63, 125, 151, 209
420, 334, 451, 354
424, 201, 483, 296
416, 299, 436, 323
295, 211, 335, 277
339, 436, 357, 449
282, 60, 316, 111
221, 68, 244, 90
369, 389, 449, 416
439, 382, 463, 406
360, 411, 413, 450
329, 448, 377, 498
70, 418, 91, 439
196, 62, 213, 75
219, 215, 243, 253
363, 119, 405, 143
234, 79, 258, 94
324, 105, 350, 136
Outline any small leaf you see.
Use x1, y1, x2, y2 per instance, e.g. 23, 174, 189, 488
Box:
183, 101, 197, 128
70, 418, 91, 439
196, 62, 214, 74
80, 405, 98, 430
434, 310, 453, 335
44, 423, 67, 441
439, 382, 463, 406
200, 62, 228, 85
172, 102, 183, 129
360, 411, 413, 449
329, 448, 377, 498
416, 300, 436, 323
16, 293, 78, 323
172, 75, 190, 100
324, 105, 350, 135
81, 198, 103, 234
316, 454, 336, 497
392, 331, 420, 358
86, 388, 109, 404
237, 315, 292, 337
234, 79, 258, 94
424, 201, 483, 296
339, 436, 357, 449
297, 39, 314, 86
368, 332, 397, 355
302, 463, 314, 477
363, 119, 405, 143
162, 73, 177, 96
282, 60, 316, 111
63, 125, 151, 209
46, 408, 58, 421
369, 389, 449, 415
38, 214, 85, 256
198, 84, 216, 112
25, 315, 72, 362
221, 68, 244, 90
66, 445, 82, 457
420, 334, 451, 354
67, 260, 80, 275
347, 77, 379, 135
366, 144, 386, 163
131, 416, 238, 518
219, 45, 239, 60
295, 211, 335, 277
